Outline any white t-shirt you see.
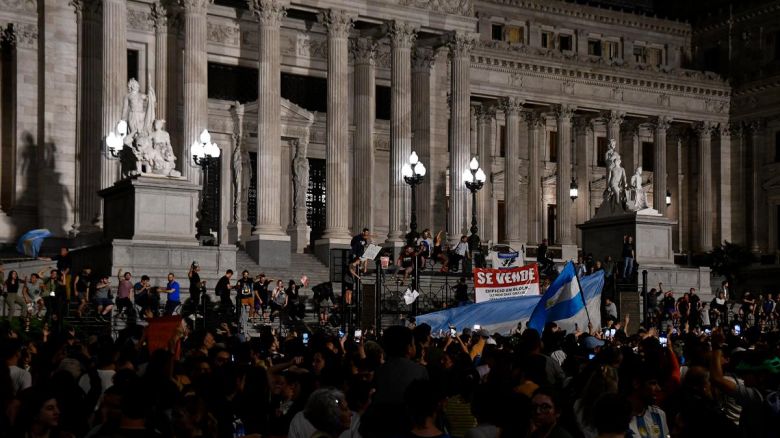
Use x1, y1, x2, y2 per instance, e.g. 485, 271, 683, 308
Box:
9, 365, 31, 395
454, 242, 468, 256
628, 405, 668, 438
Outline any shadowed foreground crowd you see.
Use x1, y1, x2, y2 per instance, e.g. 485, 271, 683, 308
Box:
1, 316, 779, 438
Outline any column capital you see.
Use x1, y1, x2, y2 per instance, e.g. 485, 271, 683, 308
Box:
719, 122, 737, 137
649, 115, 673, 131
247, 0, 287, 27
622, 119, 642, 135
388, 20, 417, 49
180, 0, 212, 13
319, 9, 355, 39
350, 38, 377, 65
411, 46, 435, 72
499, 96, 524, 115
693, 121, 718, 136
447, 31, 477, 59
151, 2, 169, 31
553, 104, 576, 122
523, 110, 545, 128
476, 105, 496, 124
69, 0, 102, 16
601, 109, 625, 128
573, 116, 595, 133
747, 118, 766, 134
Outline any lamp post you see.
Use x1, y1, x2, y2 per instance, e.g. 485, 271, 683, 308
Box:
191, 129, 221, 244
569, 177, 579, 201
402, 151, 426, 246
105, 120, 128, 158
462, 157, 487, 252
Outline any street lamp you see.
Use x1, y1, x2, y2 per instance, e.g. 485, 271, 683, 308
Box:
569, 177, 579, 201
191, 129, 221, 244
106, 120, 128, 158
665, 189, 672, 207
402, 151, 426, 245
462, 157, 487, 251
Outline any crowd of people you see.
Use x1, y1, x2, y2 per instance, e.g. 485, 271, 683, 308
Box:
1, 300, 778, 438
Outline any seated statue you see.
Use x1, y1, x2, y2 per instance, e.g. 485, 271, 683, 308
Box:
149, 119, 181, 177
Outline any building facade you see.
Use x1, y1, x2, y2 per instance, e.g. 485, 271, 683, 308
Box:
0, 0, 774, 263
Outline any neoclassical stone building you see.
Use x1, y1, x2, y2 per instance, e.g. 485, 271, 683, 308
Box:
0, 0, 775, 267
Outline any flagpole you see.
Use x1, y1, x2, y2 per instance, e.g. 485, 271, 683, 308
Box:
573, 267, 592, 329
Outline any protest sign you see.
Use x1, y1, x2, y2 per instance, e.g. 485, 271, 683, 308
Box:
473, 264, 540, 303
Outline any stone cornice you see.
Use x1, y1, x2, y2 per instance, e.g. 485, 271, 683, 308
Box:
478, 0, 691, 37
470, 49, 730, 104
399, 0, 474, 16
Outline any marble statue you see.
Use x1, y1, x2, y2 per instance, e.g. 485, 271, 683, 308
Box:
604, 149, 627, 207
628, 166, 649, 211
604, 138, 618, 171
119, 78, 180, 177
121, 78, 154, 137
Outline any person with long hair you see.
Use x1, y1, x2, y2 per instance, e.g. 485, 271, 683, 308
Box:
4, 271, 27, 320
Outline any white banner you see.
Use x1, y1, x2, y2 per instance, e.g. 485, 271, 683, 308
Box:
473, 264, 541, 303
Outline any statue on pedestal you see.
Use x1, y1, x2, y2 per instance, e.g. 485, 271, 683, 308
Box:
118, 78, 180, 177
293, 141, 310, 227
603, 144, 627, 210
628, 167, 649, 211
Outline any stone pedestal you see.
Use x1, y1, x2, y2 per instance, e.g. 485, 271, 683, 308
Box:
246, 235, 291, 268
289, 224, 310, 254
99, 175, 200, 244
579, 209, 675, 266
314, 238, 350, 266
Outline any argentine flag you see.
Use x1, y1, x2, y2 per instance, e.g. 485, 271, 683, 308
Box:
528, 262, 604, 333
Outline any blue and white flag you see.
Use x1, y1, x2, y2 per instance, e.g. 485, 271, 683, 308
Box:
415, 295, 541, 336
528, 262, 604, 333
16, 229, 52, 258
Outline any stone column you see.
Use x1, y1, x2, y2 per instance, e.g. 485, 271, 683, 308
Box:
228, 103, 246, 245
651, 116, 672, 215
718, 123, 733, 244
731, 124, 747, 245
501, 96, 523, 247
554, 104, 576, 254
181, 0, 210, 183
574, 117, 592, 244
246, 0, 290, 266
290, 138, 310, 253
412, 46, 435, 233
351, 38, 376, 235
621, 120, 640, 173
525, 111, 544, 244
75, 0, 102, 232
694, 121, 715, 252
448, 31, 475, 240
476, 106, 494, 244
100, 0, 127, 196
151, 2, 169, 122
320, 9, 353, 245
749, 120, 766, 253
387, 21, 416, 245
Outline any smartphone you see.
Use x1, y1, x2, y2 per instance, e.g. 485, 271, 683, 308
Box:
450, 328, 457, 337
473, 324, 481, 330
659, 336, 668, 347
734, 325, 741, 335
588, 353, 596, 360
704, 328, 712, 335
338, 330, 345, 339
354, 329, 362, 339
302, 333, 309, 345
610, 328, 616, 338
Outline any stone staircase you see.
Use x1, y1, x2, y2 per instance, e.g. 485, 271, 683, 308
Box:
235, 250, 332, 292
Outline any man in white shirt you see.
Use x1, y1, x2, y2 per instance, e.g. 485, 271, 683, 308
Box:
449, 235, 470, 273
3, 341, 32, 395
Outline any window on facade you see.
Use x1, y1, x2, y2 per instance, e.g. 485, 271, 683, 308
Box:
703, 47, 721, 72
588, 39, 602, 56
559, 34, 573, 51
596, 137, 608, 167
207, 62, 258, 102
633, 46, 647, 64
376, 85, 391, 120
491, 24, 504, 41
549, 131, 558, 163
127, 49, 139, 82
604, 40, 620, 60
281, 73, 327, 112
646, 47, 662, 67
541, 31, 554, 49
775, 131, 780, 162
499, 125, 507, 157
506, 26, 524, 44
642, 141, 654, 172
